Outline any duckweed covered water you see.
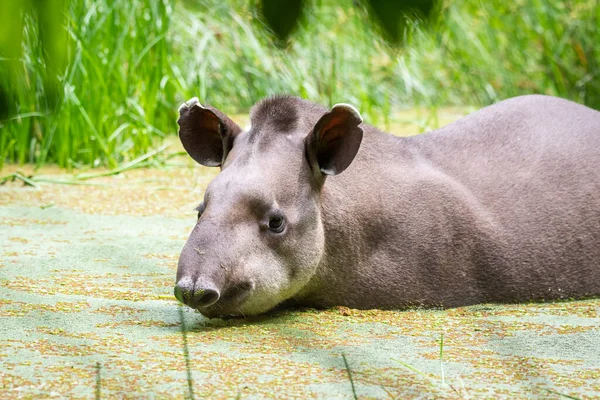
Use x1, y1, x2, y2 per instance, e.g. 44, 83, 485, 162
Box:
1, 158, 599, 399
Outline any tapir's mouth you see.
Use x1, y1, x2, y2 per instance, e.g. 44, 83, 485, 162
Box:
197, 307, 245, 320
176, 281, 256, 319
200, 292, 252, 319
193, 298, 249, 319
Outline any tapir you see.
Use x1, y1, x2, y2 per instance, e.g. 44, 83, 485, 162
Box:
174, 94, 600, 318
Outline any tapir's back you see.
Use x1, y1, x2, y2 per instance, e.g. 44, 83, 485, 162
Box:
409, 95, 600, 302
420, 95, 600, 186
419, 95, 600, 231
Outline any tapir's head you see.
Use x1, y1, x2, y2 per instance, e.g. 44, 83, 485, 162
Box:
174, 96, 363, 318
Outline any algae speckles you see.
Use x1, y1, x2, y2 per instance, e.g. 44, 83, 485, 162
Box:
0, 217, 67, 226
1, 197, 599, 398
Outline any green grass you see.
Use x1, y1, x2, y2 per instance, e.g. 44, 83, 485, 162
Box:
1, 0, 175, 168
1, 0, 598, 168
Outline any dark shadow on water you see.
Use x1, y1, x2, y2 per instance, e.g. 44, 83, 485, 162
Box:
178, 305, 196, 400
185, 304, 322, 331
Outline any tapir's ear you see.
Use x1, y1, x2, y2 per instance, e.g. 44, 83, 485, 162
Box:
306, 103, 363, 175
177, 97, 242, 167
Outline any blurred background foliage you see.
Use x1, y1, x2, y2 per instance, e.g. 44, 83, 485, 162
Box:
0, 0, 598, 169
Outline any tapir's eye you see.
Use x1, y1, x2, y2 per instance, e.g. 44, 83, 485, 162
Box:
195, 203, 205, 219
268, 214, 286, 233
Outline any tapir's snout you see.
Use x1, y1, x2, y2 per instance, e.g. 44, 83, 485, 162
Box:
174, 276, 221, 309
174, 272, 257, 317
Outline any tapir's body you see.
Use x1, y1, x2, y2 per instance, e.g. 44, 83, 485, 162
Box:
175, 95, 600, 318
301, 95, 600, 309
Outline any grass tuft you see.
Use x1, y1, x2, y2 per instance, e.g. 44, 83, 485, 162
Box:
1, 0, 176, 168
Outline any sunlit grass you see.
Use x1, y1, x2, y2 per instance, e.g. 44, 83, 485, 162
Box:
172, 0, 599, 114
0, 0, 598, 168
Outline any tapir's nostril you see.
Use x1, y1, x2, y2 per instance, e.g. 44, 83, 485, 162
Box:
194, 287, 220, 307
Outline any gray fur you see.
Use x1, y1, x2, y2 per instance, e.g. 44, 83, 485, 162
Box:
176, 95, 600, 318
